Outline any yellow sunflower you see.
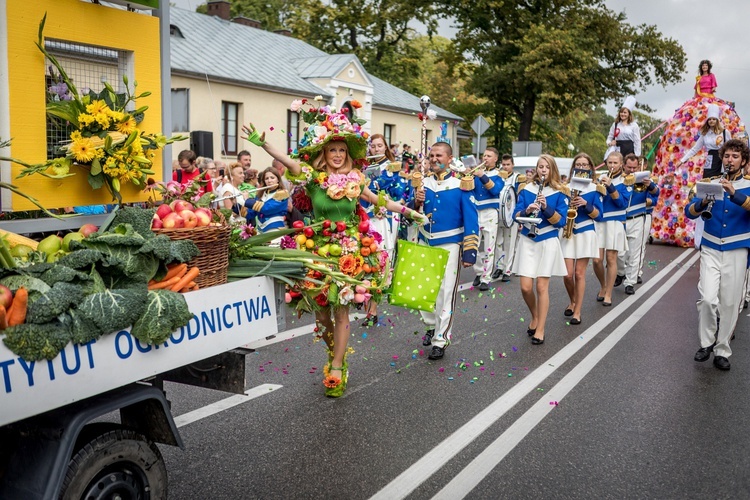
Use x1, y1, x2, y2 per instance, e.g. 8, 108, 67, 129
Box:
86, 99, 109, 115
68, 136, 98, 163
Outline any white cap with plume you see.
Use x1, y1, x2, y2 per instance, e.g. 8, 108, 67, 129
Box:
622, 96, 636, 112
707, 104, 720, 120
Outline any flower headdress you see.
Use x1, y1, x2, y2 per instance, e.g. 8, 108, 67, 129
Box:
290, 97, 369, 165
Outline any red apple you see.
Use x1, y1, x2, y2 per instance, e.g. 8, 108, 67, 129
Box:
79, 223, 98, 237
322, 220, 331, 229
151, 218, 164, 229
162, 213, 185, 229
156, 204, 173, 220
194, 208, 212, 227
335, 221, 347, 233
0, 285, 12, 309
358, 220, 370, 234
303, 227, 315, 238
172, 200, 194, 213
179, 209, 198, 229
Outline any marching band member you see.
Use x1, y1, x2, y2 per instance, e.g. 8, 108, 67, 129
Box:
471, 148, 505, 291
561, 153, 604, 325
360, 134, 412, 326
493, 154, 525, 282
243, 167, 290, 232
412, 142, 479, 360
675, 104, 730, 179
592, 151, 632, 306
605, 96, 641, 159
513, 154, 568, 345
686, 139, 750, 371
616, 154, 655, 295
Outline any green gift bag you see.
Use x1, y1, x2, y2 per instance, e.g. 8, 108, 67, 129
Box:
388, 239, 449, 312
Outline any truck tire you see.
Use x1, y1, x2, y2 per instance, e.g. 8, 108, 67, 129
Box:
60, 428, 167, 500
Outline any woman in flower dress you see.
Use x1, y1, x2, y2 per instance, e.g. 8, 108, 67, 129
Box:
243, 100, 425, 397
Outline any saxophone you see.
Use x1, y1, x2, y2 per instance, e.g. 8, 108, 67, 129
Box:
563, 170, 591, 239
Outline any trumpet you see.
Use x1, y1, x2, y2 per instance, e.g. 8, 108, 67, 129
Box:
528, 175, 546, 239
701, 165, 728, 220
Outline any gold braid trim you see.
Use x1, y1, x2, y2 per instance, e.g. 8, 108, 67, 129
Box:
484, 179, 495, 190
688, 202, 703, 217
741, 196, 750, 211
547, 212, 562, 225
252, 200, 264, 212
588, 208, 600, 219
596, 184, 607, 195
463, 234, 479, 251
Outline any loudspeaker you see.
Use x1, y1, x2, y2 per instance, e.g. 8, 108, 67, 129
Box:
190, 130, 213, 158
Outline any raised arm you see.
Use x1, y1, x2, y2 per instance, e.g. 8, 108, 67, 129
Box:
241, 124, 302, 176
360, 185, 425, 223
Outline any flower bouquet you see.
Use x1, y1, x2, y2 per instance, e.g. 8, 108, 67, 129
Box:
5, 16, 186, 203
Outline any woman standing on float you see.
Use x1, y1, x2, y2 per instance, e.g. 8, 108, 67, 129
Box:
676, 104, 730, 179
695, 59, 718, 98
513, 154, 568, 345
605, 96, 641, 159
242, 102, 425, 397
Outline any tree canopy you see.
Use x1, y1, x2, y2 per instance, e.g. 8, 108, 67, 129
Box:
443, 0, 686, 141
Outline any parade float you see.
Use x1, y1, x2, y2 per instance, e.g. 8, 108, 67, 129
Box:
650, 96, 747, 247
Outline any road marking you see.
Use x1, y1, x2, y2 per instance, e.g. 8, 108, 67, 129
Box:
369, 249, 696, 500
174, 384, 283, 428
433, 250, 701, 499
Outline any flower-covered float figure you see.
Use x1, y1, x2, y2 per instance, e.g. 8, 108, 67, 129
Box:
651, 96, 746, 247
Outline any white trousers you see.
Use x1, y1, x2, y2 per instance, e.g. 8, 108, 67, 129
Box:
496, 222, 518, 274
616, 215, 645, 286
420, 242, 461, 348
473, 209, 499, 283
697, 246, 748, 358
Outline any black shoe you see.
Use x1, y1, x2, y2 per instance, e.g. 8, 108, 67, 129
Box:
527, 327, 536, 336
531, 336, 544, 345
570, 318, 581, 325
625, 285, 635, 295
422, 329, 434, 346
637, 276, 643, 284
694, 344, 714, 362
602, 301, 612, 307
472, 276, 481, 287
491, 269, 502, 280
501, 273, 511, 283
745, 300, 748, 310
714, 356, 731, 370
479, 282, 489, 291
428, 346, 445, 360
614, 275, 625, 287
361, 315, 378, 327
564, 308, 574, 317
596, 294, 604, 302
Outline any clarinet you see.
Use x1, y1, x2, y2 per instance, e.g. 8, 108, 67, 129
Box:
528, 175, 546, 239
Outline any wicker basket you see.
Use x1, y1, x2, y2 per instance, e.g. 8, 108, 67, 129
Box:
154, 212, 231, 289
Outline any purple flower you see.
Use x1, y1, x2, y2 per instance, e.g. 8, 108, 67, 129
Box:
280, 235, 297, 249
239, 224, 255, 240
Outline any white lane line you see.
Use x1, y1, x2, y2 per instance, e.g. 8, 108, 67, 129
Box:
174, 384, 283, 428
369, 249, 696, 500
433, 251, 701, 499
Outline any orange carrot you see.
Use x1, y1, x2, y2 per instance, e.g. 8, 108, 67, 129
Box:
148, 276, 181, 290
179, 281, 198, 293
171, 267, 200, 292
164, 263, 188, 281
7, 287, 27, 327
0, 305, 7, 330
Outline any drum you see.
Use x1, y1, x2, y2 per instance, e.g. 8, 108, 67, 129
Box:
499, 184, 517, 228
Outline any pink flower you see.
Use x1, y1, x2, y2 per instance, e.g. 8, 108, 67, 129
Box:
290, 99, 303, 112
239, 224, 255, 240
280, 235, 297, 249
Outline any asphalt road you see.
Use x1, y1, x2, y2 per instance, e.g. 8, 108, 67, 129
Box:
158, 242, 750, 499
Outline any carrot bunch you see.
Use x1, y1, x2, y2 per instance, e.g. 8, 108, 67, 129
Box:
0, 286, 28, 330
147, 263, 200, 293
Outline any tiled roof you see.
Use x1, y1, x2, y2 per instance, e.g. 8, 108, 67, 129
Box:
169, 7, 463, 121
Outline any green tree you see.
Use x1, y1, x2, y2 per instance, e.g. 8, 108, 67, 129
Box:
444, 0, 686, 141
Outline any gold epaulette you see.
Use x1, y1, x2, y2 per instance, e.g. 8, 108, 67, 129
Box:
399, 171, 410, 179
517, 174, 527, 183
273, 190, 290, 201
559, 185, 571, 197
744, 174, 750, 180
498, 170, 511, 180
624, 174, 635, 186
518, 182, 527, 191
596, 184, 607, 195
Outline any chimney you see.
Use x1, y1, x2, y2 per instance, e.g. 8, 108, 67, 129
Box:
206, 0, 230, 21
273, 28, 292, 37
232, 16, 263, 29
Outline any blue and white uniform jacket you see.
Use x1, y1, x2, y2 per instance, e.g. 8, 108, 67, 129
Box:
244, 190, 288, 232
361, 160, 413, 214
645, 183, 660, 215
514, 181, 568, 242
601, 173, 632, 222
570, 183, 604, 235
472, 170, 505, 211
410, 171, 479, 264
686, 174, 750, 252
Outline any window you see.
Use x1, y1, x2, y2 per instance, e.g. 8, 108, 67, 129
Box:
171, 88, 189, 132
383, 124, 394, 147
222, 101, 239, 156
287, 110, 300, 153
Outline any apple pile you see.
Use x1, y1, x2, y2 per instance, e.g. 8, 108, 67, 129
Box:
35, 223, 98, 263
151, 201, 213, 230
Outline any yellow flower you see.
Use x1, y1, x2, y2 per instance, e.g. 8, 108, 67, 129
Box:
78, 114, 95, 127
70, 130, 82, 141
68, 137, 98, 163
86, 100, 109, 115
48, 157, 72, 176
116, 116, 136, 135
109, 110, 124, 122
94, 112, 111, 129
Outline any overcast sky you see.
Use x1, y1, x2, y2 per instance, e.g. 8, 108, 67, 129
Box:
169, 0, 750, 126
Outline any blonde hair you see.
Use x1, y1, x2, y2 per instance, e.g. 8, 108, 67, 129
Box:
533, 154, 563, 190
311, 141, 354, 172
